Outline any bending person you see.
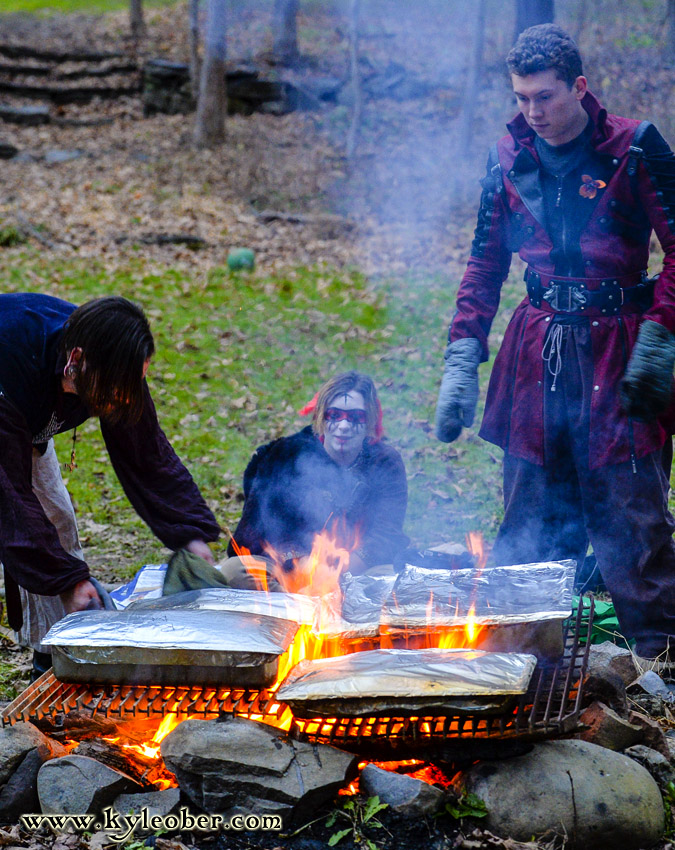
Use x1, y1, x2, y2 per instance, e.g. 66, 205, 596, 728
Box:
226, 371, 408, 586
0, 293, 220, 675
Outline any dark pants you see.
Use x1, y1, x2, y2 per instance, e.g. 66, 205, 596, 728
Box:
492, 318, 675, 657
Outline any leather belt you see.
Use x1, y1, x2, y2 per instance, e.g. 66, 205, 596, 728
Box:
525, 267, 654, 315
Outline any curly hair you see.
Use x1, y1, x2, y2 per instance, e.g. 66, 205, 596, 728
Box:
506, 24, 583, 87
312, 371, 379, 439
62, 296, 155, 425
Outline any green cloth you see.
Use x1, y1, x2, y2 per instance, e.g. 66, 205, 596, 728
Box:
163, 549, 231, 596
163, 550, 282, 594
572, 595, 633, 650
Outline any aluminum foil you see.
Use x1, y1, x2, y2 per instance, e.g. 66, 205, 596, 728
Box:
129, 587, 317, 626
278, 648, 538, 701
340, 574, 397, 624
42, 608, 298, 668
344, 560, 576, 629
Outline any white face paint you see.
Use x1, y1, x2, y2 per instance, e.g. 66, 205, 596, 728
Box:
322, 390, 367, 467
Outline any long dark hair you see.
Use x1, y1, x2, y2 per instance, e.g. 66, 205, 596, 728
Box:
62, 296, 155, 425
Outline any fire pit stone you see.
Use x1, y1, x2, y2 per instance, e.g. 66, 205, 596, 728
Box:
38, 754, 145, 814
160, 716, 358, 820
114, 787, 181, 821
360, 763, 446, 816
456, 739, 664, 849
0, 721, 52, 785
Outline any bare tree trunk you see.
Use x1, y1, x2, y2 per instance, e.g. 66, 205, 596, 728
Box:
459, 0, 487, 159
514, 0, 554, 41
346, 0, 362, 160
665, 0, 675, 63
129, 0, 145, 42
193, 0, 227, 148
188, 0, 201, 101
572, 0, 588, 44
272, 0, 299, 66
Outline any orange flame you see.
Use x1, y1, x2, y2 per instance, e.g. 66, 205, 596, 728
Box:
101, 713, 182, 789
229, 534, 269, 593
465, 531, 487, 571
265, 525, 354, 597
465, 603, 478, 643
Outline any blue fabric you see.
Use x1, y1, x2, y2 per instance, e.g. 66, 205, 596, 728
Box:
0, 293, 83, 439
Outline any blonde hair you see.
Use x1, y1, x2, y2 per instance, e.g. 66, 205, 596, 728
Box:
312, 371, 379, 438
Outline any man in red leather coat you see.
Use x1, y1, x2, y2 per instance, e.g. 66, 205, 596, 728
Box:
435, 24, 675, 659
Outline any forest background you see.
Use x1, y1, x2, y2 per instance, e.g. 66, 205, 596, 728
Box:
0, 0, 673, 586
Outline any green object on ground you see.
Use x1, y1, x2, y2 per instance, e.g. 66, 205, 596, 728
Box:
572, 596, 632, 649
227, 248, 255, 271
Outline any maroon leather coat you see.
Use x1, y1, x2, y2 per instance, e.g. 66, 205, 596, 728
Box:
450, 91, 675, 468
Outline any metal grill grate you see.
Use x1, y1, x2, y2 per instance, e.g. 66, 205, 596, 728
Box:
1, 596, 593, 756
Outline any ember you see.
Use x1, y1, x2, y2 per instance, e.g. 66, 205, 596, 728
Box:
57, 713, 182, 790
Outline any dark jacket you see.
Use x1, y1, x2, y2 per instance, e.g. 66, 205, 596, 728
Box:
449, 91, 675, 468
0, 293, 220, 621
228, 426, 409, 567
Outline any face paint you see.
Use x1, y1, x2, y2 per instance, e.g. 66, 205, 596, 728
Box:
323, 390, 367, 467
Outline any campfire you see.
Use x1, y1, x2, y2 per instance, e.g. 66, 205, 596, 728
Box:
1, 528, 592, 821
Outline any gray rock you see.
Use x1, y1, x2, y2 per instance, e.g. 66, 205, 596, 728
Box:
0, 749, 42, 821
579, 701, 644, 751
114, 787, 180, 819
13, 151, 38, 163
44, 149, 84, 165
459, 739, 664, 849
627, 711, 670, 759
587, 641, 638, 687
360, 764, 444, 816
0, 104, 50, 125
0, 738, 64, 819
38, 755, 143, 814
0, 723, 51, 785
629, 670, 675, 702
625, 744, 675, 790
582, 670, 627, 714
161, 717, 358, 821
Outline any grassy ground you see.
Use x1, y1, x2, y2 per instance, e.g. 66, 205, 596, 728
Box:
1, 0, 175, 14
0, 238, 667, 586
0, 243, 516, 582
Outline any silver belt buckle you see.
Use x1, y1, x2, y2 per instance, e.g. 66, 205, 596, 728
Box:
543, 282, 588, 313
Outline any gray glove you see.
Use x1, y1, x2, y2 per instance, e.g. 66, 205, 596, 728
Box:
620, 320, 675, 421
435, 337, 482, 442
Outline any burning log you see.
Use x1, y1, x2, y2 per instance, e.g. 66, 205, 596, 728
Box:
72, 738, 159, 788
32, 709, 119, 740
67, 714, 181, 790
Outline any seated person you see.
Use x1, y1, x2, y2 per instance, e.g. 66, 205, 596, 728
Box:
225, 371, 409, 585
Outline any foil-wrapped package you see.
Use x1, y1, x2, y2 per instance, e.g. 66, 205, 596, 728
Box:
278, 647, 538, 717
129, 587, 317, 626
340, 573, 397, 624
334, 560, 576, 658
382, 560, 576, 626
43, 609, 298, 687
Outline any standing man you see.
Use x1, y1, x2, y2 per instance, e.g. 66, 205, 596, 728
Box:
435, 24, 675, 660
